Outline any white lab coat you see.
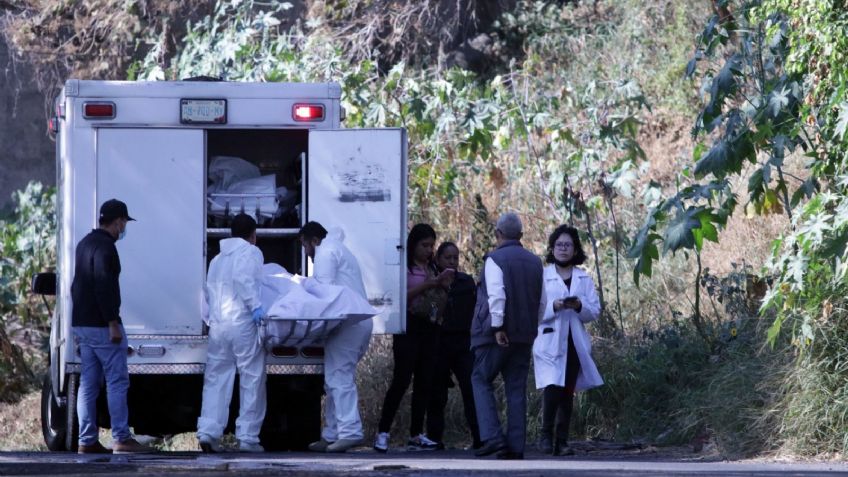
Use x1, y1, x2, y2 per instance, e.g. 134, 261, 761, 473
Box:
313, 229, 372, 441
532, 265, 603, 392
197, 238, 267, 445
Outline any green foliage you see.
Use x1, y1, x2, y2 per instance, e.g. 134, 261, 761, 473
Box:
629, 180, 734, 285
774, 287, 848, 455
137, 0, 651, 275
0, 182, 56, 326
575, 312, 787, 456
631, 0, 848, 351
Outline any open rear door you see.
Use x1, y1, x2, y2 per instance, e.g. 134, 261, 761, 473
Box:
307, 128, 407, 334
96, 129, 205, 335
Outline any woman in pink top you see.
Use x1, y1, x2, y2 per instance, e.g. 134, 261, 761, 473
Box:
374, 223, 454, 452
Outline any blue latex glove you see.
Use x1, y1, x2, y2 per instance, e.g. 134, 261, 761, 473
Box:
251, 306, 266, 325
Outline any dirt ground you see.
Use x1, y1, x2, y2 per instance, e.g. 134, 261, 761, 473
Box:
0, 389, 715, 459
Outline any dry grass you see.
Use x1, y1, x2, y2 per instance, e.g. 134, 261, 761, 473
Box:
0, 390, 44, 451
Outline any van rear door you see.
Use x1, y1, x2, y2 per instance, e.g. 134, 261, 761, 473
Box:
96, 129, 205, 335
307, 128, 407, 333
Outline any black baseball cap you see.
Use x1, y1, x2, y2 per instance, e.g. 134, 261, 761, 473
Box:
99, 199, 136, 222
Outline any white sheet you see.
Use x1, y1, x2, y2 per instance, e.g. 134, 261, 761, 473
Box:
258, 264, 377, 348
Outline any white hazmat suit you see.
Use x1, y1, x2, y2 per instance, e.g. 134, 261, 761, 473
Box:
313, 229, 372, 442
197, 237, 267, 446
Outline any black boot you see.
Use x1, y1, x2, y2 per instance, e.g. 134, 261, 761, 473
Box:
554, 439, 574, 456
537, 435, 553, 455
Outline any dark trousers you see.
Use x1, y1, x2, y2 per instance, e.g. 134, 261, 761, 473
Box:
426, 332, 481, 446
541, 333, 581, 442
378, 332, 439, 436
471, 342, 532, 454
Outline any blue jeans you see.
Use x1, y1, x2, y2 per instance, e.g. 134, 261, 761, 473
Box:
471, 343, 531, 454
73, 326, 131, 445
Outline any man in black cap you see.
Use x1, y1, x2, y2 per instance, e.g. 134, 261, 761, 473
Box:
71, 198, 153, 454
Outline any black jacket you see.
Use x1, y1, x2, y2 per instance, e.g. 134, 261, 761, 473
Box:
440, 271, 477, 334
71, 229, 122, 327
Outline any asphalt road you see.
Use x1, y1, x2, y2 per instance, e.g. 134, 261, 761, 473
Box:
1, 450, 848, 477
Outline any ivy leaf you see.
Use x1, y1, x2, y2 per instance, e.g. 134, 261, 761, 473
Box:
686, 57, 698, 79
748, 167, 765, 193
790, 178, 817, 207
835, 101, 848, 140
692, 209, 719, 250
708, 54, 742, 112
609, 161, 638, 198
663, 207, 703, 254
685, 50, 703, 79
767, 314, 784, 348
695, 140, 730, 178
767, 86, 790, 118
628, 212, 662, 286
694, 132, 755, 179
785, 253, 808, 286
631, 234, 660, 286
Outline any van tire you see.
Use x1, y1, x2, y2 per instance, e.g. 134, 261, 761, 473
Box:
65, 373, 79, 452
41, 374, 67, 451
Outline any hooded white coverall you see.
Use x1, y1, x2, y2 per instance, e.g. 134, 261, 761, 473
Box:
197, 237, 266, 445
313, 229, 372, 442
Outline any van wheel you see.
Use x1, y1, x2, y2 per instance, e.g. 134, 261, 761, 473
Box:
41, 374, 67, 451
65, 373, 79, 452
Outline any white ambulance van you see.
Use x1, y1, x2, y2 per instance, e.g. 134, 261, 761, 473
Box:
32, 79, 408, 451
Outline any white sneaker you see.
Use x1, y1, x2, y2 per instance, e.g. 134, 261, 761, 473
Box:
326, 438, 363, 453
238, 441, 264, 453
407, 433, 439, 451
373, 432, 389, 453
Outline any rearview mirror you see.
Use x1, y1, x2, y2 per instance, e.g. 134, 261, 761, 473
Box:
31, 272, 56, 296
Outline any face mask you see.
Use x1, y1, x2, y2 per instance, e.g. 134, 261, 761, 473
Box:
118, 226, 127, 241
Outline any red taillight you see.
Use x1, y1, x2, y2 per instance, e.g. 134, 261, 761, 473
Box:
292, 103, 325, 122
48, 118, 58, 133
83, 102, 115, 119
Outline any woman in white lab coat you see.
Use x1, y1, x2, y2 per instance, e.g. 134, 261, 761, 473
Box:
532, 225, 603, 456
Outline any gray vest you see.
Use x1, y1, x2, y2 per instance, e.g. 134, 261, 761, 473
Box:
470, 240, 544, 349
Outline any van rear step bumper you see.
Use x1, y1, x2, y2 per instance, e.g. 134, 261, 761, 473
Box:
64, 363, 323, 375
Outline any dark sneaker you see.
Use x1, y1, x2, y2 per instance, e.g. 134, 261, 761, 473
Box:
407, 434, 439, 451
474, 437, 507, 457
554, 441, 575, 456
78, 441, 112, 454
537, 436, 553, 455
113, 438, 156, 454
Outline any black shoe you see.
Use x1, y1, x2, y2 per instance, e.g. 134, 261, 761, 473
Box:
554, 440, 574, 456
537, 436, 553, 454
474, 438, 507, 457
496, 450, 524, 460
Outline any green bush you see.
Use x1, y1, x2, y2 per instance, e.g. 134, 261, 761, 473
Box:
0, 181, 56, 326
569, 315, 787, 457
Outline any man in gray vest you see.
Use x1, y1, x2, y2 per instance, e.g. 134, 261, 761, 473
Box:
470, 212, 545, 460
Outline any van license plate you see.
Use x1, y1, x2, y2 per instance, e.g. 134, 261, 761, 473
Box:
180, 99, 227, 124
